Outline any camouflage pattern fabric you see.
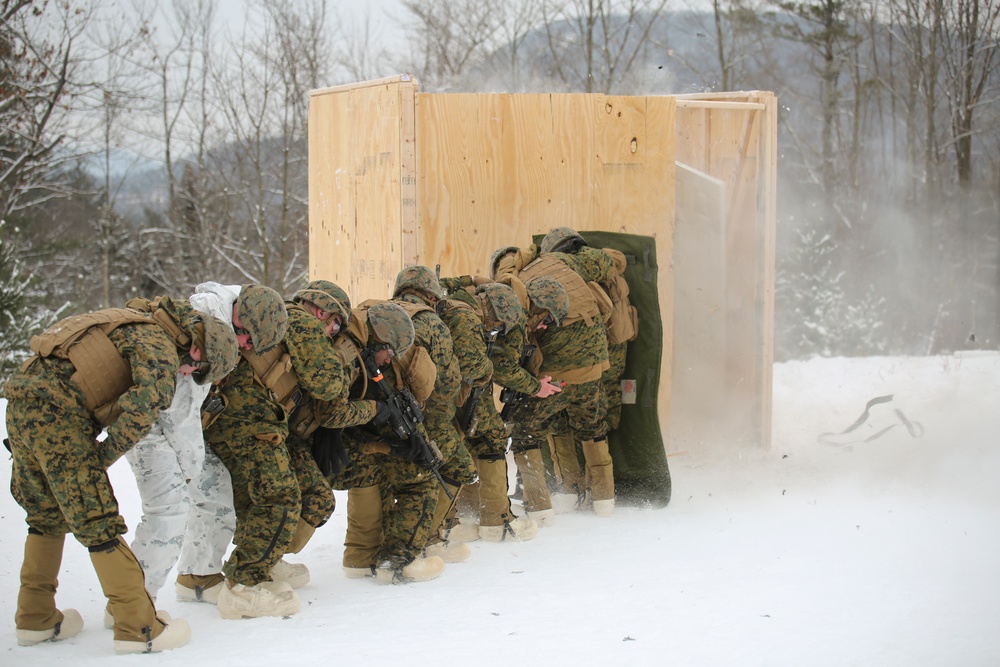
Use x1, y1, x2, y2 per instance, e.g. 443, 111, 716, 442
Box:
463, 384, 509, 459
438, 297, 493, 387
204, 306, 342, 585
603, 342, 628, 431
393, 294, 476, 486
490, 320, 542, 396
439, 289, 508, 460
7, 399, 128, 545
237, 284, 288, 353
509, 378, 609, 453
5, 323, 181, 546
208, 433, 300, 586
534, 318, 609, 376
393, 265, 444, 299
340, 427, 440, 569
540, 226, 586, 254
294, 279, 351, 325
556, 246, 618, 284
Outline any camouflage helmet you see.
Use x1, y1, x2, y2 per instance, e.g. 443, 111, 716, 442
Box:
489, 245, 520, 279
393, 265, 444, 300
525, 276, 569, 326
294, 279, 351, 325
540, 226, 587, 254
236, 284, 288, 353
366, 301, 415, 356
477, 282, 524, 332
190, 316, 240, 385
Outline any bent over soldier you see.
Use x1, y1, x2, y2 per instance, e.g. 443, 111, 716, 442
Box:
438, 281, 541, 542
205, 290, 349, 620
391, 266, 478, 565
123, 284, 288, 606
5, 303, 237, 653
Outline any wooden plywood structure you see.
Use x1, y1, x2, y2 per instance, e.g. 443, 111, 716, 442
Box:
308, 76, 776, 455
673, 93, 777, 451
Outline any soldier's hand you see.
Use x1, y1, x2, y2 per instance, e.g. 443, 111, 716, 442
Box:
387, 436, 423, 462
312, 427, 349, 477
439, 276, 472, 293
370, 400, 393, 426
534, 375, 564, 398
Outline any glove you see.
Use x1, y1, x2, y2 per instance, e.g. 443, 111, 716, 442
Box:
439, 275, 472, 293
387, 435, 423, 462
370, 400, 392, 426
312, 427, 349, 477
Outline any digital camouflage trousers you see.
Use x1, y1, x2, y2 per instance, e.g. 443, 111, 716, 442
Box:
6, 398, 127, 546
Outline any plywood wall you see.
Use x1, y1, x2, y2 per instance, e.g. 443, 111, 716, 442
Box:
308, 76, 418, 303
415, 92, 674, 278
674, 93, 777, 449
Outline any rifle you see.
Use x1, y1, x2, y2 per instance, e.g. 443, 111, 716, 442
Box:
360, 348, 454, 500
499, 343, 537, 424
455, 326, 502, 436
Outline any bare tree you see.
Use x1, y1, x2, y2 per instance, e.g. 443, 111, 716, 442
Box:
1, 0, 90, 221
400, 0, 503, 90
208, 0, 330, 293
939, 0, 999, 189
332, 7, 393, 82
541, 0, 669, 93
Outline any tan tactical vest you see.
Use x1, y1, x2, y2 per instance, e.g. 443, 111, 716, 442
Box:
601, 248, 639, 344
358, 298, 438, 403
518, 253, 602, 326
240, 303, 304, 417
25, 308, 180, 426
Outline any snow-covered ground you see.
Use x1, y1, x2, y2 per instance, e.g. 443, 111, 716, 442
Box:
2, 353, 998, 666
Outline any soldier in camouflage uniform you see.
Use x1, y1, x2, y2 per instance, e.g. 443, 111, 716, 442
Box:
123, 284, 288, 608
536, 227, 624, 516
494, 236, 618, 517
391, 266, 478, 565
307, 299, 450, 583
204, 285, 346, 620
5, 302, 237, 653
437, 281, 546, 542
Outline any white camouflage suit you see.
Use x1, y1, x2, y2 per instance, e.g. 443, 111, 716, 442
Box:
126, 282, 242, 599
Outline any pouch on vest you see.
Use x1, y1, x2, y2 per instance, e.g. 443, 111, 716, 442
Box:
588, 281, 614, 323
604, 273, 639, 344
394, 344, 437, 403
201, 387, 228, 429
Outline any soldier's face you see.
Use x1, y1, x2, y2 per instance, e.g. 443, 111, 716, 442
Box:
231, 309, 254, 350
317, 310, 343, 338
374, 348, 394, 366
179, 346, 209, 380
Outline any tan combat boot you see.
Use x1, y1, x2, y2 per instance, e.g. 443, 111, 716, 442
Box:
582, 437, 615, 517
513, 446, 554, 527
217, 580, 301, 620
175, 573, 225, 604
90, 536, 191, 653
374, 556, 446, 585
478, 457, 538, 542
443, 482, 483, 543
550, 433, 585, 513
423, 483, 471, 563
15, 532, 84, 647
343, 485, 383, 578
